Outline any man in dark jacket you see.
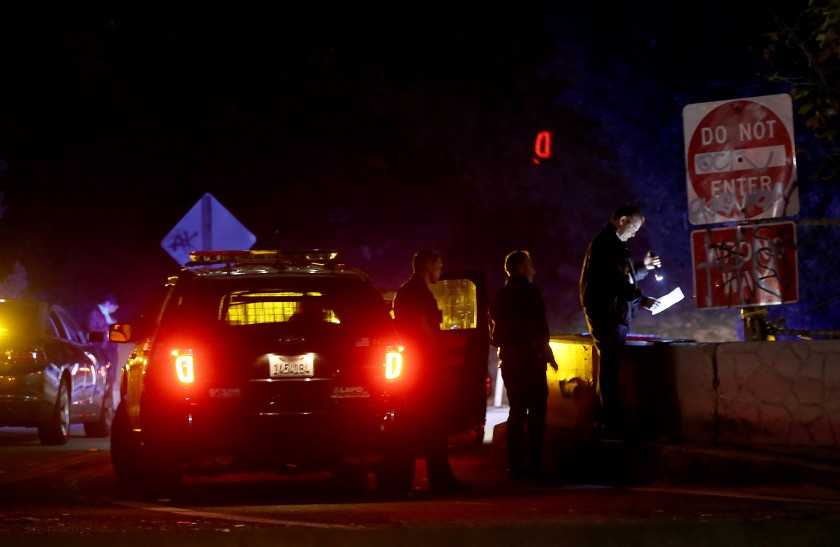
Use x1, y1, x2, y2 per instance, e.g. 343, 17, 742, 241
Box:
580, 205, 661, 438
393, 249, 470, 493
489, 250, 558, 479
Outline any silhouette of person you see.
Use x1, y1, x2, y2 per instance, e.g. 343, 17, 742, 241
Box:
88, 293, 120, 386
393, 249, 470, 493
489, 250, 558, 479
580, 205, 661, 439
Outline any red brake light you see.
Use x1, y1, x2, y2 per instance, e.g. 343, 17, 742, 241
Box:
172, 349, 195, 383
384, 346, 403, 380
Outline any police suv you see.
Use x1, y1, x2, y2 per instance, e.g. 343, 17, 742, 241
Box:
109, 250, 415, 494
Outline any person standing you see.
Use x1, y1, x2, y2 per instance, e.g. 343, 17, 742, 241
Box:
392, 249, 470, 493
88, 293, 120, 386
579, 205, 661, 439
489, 250, 558, 480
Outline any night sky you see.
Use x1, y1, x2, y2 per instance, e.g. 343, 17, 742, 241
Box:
1, 1, 835, 341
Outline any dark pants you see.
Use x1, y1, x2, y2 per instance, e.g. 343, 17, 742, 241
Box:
409, 378, 457, 488
420, 419, 456, 486
589, 322, 629, 434
500, 352, 548, 474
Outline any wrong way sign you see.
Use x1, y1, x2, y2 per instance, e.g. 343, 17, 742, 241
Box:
683, 94, 799, 225
691, 221, 798, 309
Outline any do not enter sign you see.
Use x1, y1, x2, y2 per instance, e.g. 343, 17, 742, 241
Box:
683, 94, 799, 225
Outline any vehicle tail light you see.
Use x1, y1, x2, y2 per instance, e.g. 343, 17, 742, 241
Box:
384, 345, 403, 380
172, 349, 195, 384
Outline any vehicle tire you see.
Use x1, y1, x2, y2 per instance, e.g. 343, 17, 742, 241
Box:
111, 402, 162, 493
38, 379, 70, 445
112, 402, 183, 496
375, 448, 415, 494
84, 381, 114, 438
111, 401, 146, 487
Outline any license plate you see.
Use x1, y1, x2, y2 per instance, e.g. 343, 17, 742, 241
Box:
268, 353, 314, 378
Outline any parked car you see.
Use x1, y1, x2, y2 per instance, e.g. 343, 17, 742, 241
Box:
110, 250, 417, 494
0, 298, 114, 444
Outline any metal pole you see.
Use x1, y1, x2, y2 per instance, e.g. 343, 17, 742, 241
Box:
201, 193, 212, 250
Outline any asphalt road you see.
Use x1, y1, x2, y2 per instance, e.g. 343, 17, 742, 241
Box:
2, 412, 840, 547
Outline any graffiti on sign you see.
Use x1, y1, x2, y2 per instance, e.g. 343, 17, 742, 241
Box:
161, 193, 256, 266
691, 222, 798, 309
166, 229, 199, 256
683, 94, 798, 225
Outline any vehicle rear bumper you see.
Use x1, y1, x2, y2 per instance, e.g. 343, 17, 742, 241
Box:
142, 397, 409, 475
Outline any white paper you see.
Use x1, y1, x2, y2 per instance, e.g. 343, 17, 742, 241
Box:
650, 287, 685, 315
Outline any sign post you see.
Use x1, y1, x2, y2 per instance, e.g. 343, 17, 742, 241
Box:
683, 94, 798, 225
162, 193, 257, 266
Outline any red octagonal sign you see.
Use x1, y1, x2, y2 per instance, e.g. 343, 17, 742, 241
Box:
683, 94, 798, 225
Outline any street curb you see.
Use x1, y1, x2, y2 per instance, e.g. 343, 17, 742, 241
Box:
492, 422, 840, 491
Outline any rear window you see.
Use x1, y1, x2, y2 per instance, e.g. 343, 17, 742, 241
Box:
161, 276, 393, 333
221, 291, 341, 326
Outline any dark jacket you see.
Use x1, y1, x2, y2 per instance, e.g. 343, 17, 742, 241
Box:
580, 222, 650, 327
393, 274, 443, 361
489, 274, 552, 361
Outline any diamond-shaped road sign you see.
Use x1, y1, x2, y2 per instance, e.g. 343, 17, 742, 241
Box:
161, 193, 257, 266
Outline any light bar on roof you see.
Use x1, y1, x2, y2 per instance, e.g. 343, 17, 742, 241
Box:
281, 250, 339, 261
188, 250, 339, 264
189, 250, 262, 263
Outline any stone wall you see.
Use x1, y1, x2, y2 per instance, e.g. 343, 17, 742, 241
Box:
545, 337, 840, 450
715, 340, 840, 448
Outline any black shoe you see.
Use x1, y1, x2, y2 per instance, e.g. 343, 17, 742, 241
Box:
431, 478, 472, 493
